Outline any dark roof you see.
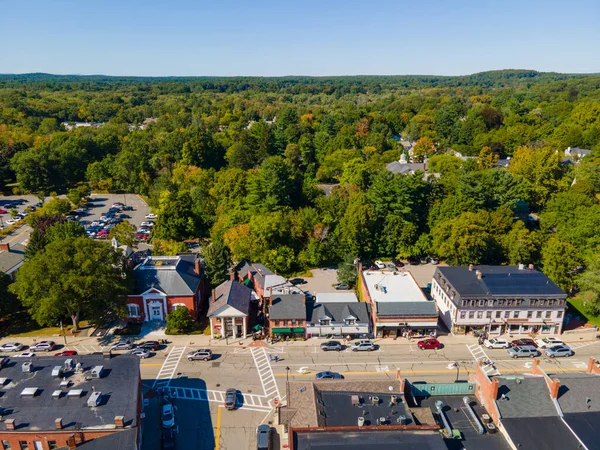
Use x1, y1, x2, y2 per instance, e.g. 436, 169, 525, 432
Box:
496, 377, 557, 418
294, 430, 446, 450
133, 255, 201, 295
0, 242, 25, 274
306, 302, 370, 323
207, 280, 253, 316
376, 301, 438, 317
386, 161, 427, 175
502, 417, 582, 450
436, 266, 565, 299
235, 260, 274, 289
319, 390, 407, 427
555, 374, 600, 413
270, 294, 307, 320
494, 158, 510, 168
66, 428, 138, 450
0, 355, 140, 432
562, 412, 600, 449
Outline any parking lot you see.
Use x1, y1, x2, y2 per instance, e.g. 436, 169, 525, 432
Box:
82, 194, 151, 229
0, 194, 40, 228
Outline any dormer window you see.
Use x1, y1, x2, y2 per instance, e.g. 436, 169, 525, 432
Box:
319, 319, 330, 326
345, 318, 356, 325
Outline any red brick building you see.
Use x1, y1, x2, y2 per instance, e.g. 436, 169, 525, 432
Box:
126, 255, 204, 322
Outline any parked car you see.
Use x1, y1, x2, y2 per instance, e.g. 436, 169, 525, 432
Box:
429, 257, 439, 265
256, 424, 272, 450
385, 263, 396, 270
30, 340, 56, 352
507, 346, 539, 358
417, 338, 441, 350
15, 352, 36, 358
374, 260, 386, 269
0, 209, 8, 214
96, 229, 109, 238
5, 219, 17, 226
535, 337, 564, 348
112, 202, 124, 208
129, 348, 151, 358
545, 345, 574, 358
511, 338, 537, 348
0, 342, 24, 352
55, 350, 78, 356
391, 259, 405, 268
225, 388, 238, 410
136, 234, 149, 241
351, 340, 376, 352
138, 341, 160, 350
122, 205, 134, 211
334, 283, 350, 290
187, 349, 213, 361
320, 341, 343, 351
110, 341, 136, 351
420, 257, 429, 264
407, 256, 420, 265
484, 338, 511, 349
315, 371, 344, 380
289, 278, 306, 285
140, 221, 155, 227
162, 403, 175, 428
145, 213, 157, 219
162, 427, 177, 449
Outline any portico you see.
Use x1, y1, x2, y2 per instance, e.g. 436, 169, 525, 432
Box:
207, 280, 255, 340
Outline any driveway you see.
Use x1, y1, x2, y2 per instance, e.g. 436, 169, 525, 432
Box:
301, 268, 340, 296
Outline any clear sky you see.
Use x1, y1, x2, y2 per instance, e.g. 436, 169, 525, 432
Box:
1, 0, 599, 77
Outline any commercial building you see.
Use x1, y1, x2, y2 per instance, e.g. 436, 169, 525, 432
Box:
359, 268, 438, 338
126, 255, 205, 322
207, 279, 257, 339
432, 265, 567, 335
269, 294, 308, 337
0, 355, 141, 450
306, 301, 371, 339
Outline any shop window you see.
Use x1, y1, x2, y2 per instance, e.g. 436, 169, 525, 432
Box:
477, 311, 483, 319
545, 311, 551, 319
536, 311, 542, 318
486, 311, 492, 319
527, 311, 533, 318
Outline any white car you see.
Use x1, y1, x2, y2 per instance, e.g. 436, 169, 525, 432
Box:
535, 337, 564, 348
129, 348, 150, 358
30, 340, 56, 352
15, 352, 36, 358
5, 219, 17, 226
484, 338, 511, 349
145, 213, 157, 220
0, 342, 24, 352
374, 261, 386, 269
162, 403, 175, 428
140, 221, 154, 227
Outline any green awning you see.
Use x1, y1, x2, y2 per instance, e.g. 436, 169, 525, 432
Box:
292, 328, 305, 333
271, 327, 292, 333
253, 324, 264, 331
244, 278, 253, 286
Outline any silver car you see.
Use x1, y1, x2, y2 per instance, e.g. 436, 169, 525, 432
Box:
350, 340, 376, 352
506, 346, 539, 358
545, 345, 574, 358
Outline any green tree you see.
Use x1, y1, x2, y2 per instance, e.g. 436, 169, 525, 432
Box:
24, 229, 49, 260
504, 222, 540, 266
576, 255, 600, 316
337, 255, 357, 286
66, 184, 91, 206
0, 273, 20, 316
10, 237, 127, 330
541, 237, 580, 292
45, 220, 86, 243
39, 197, 72, 217
109, 221, 137, 247
411, 137, 436, 162
166, 306, 193, 333
202, 239, 232, 287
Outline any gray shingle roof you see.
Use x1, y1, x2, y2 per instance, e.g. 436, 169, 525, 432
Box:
235, 260, 274, 289
207, 280, 253, 316
0, 242, 25, 274
269, 294, 307, 320
306, 302, 370, 323
386, 161, 427, 175
502, 417, 582, 450
72, 428, 138, 450
555, 374, 600, 413
436, 266, 566, 298
376, 301, 438, 317
133, 255, 201, 295
496, 377, 558, 418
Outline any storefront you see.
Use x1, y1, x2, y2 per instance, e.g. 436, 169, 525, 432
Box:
271, 327, 305, 338
375, 321, 439, 338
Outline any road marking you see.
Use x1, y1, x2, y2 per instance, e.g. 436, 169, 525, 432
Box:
467, 344, 500, 376
215, 405, 222, 450
569, 341, 600, 350
250, 347, 281, 400
572, 361, 588, 369
153, 346, 186, 389
375, 366, 389, 372
73, 345, 108, 354
141, 363, 163, 367
164, 386, 272, 412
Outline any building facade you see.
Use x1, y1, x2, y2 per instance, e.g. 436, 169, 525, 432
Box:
432, 265, 567, 335
207, 280, 257, 339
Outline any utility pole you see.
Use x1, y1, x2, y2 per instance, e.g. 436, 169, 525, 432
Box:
286, 366, 290, 403
60, 321, 68, 348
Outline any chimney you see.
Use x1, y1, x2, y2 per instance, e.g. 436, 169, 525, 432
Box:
0, 243, 9, 252
230, 269, 235, 281
549, 378, 561, 399
528, 264, 534, 270
194, 258, 201, 275
4, 419, 15, 430
476, 270, 482, 279
67, 435, 76, 450
114, 416, 125, 428
468, 264, 473, 271
55, 418, 63, 430
211, 289, 216, 303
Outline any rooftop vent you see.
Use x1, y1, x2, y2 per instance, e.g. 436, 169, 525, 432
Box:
0, 378, 7, 386
20, 387, 39, 397
518, 263, 525, 270
358, 416, 365, 426
87, 391, 102, 407
21, 362, 32, 373
60, 379, 71, 388
64, 359, 74, 371
67, 389, 84, 398
52, 390, 63, 399
52, 366, 64, 378
476, 270, 482, 279
372, 396, 380, 405
91, 366, 104, 379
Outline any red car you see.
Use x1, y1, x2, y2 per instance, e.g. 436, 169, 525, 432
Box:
0, 209, 7, 214
511, 338, 537, 348
417, 338, 441, 350
136, 234, 149, 240
55, 350, 78, 356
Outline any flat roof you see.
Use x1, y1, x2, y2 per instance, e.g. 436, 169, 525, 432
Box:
294, 429, 446, 450
319, 390, 406, 427
315, 292, 358, 303
363, 271, 427, 303
0, 355, 140, 432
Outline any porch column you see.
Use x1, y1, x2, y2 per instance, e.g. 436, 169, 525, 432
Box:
210, 318, 214, 337
221, 317, 225, 339
243, 317, 247, 338
232, 318, 237, 338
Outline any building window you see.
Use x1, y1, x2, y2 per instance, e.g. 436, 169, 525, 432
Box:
545, 311, 551, 319
2, 441, 10, 450
536, 311, 542, 319
513, 311, 519, 318
477, 311, 483, 319
127, 303, 140, 318
320, 319, 330, 326
291, 319, 297, 325
274, 320, 280, 326
557, 311, 563, 319
345, 319, 356, 325
495, 311, 501, 319
19, 443, 28, 450
527, 311, 533, 319
486, 311, 492, 319
49, 443, 58, 450
504, 311, 510, 319
468, 311, 475, 319
172, 303, 186, 311
460, 311, 466, 319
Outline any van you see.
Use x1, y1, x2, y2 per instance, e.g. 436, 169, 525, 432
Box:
256, 424, 271, 450
187, 349, 213, 361
506, 346, 538, 358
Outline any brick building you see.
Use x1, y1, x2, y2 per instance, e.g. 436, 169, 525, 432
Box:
207, 280, 257, 339
0, 355, 141, 450
126, 255, 204, 322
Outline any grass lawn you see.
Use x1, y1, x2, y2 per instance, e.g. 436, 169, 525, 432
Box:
1, 311, 92, 337
567, 297, 600, 327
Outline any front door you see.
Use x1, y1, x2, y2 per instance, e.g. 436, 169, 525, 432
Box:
151, 305, 162, 320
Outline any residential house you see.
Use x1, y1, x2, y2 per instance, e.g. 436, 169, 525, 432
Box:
386, 153, 427, 175
235, 260, 302, 300
432, 265, 567, 335
494, 157, 511, 168
207, 280, 257, 339
0, 242, 25, 280
269, 293, 307, 337
359, 267, 438, 338
126, 255, 204, 322
565, 146, 592, 160
306, 301, 371, 338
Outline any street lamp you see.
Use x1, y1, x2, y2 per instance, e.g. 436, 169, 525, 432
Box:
286, 366, 290, 403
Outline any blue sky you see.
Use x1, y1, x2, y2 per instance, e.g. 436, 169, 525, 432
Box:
1, 0, 599, 76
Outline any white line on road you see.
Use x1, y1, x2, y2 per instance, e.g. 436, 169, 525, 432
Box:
153, 346, 186, 389
164, 386, 272, 412
467, 344, 500, 376
250, 347, 281, 400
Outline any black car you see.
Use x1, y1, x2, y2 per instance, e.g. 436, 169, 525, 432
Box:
407, 256, 420, 265
225, 388, 238, 410
289, 278, 305, 285
162, 427, 176, 449
391, 259, 405, 268
320, 341, 343, 351
122, 205, 134, 211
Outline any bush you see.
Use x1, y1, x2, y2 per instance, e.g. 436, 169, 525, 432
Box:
166, 306, 193, 333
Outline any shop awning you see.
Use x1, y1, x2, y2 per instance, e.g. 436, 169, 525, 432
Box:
253, 324, 264, 331
244, 278, 253, 287
272, 327, 292, 333
292, 328, 305, 333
